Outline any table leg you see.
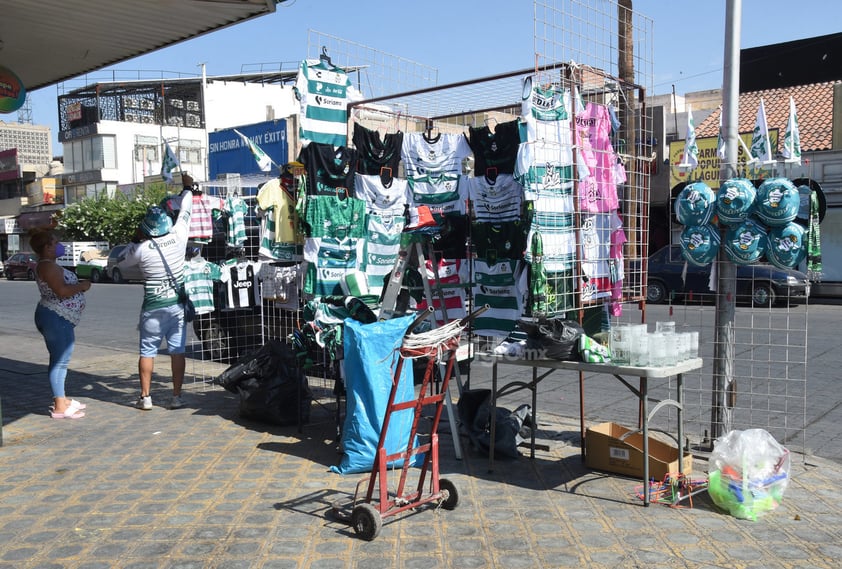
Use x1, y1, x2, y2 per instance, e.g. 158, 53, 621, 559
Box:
530, 366, 538, 459
677, 373, 685, 477
489, 360, 498, 472
641, 376, 650, 507
578, 370, 585, 460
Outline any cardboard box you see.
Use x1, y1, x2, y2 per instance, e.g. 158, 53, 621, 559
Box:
585, 422, 693, 480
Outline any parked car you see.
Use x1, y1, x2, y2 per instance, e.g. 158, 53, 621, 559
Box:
4, 252, 39, 280
105, 244, 145, 283
644, 245, 810, 308
75, 249, 109, 283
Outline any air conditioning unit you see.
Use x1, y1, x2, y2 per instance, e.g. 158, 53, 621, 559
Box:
139, 99, 153, 110
167, 116, 184, 126
134, 147, 146, 161
185, 113, 200, 127
186, 100, 199, 111
141, 115, 154, 124
187, 149, 201, 163
170, 99, 183, 109
125, 112, 137, 122
123, 96, 136, 108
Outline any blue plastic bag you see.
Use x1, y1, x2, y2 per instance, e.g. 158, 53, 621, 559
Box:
331, 314, 422, 474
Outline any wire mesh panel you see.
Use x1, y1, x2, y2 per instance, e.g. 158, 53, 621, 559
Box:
306, 29, 439, 100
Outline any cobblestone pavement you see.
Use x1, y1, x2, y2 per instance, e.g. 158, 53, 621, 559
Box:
1, 342, 840, 569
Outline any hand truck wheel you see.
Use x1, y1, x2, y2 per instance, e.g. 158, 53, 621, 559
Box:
351, 503, 382, 541
439, 478, 459, 510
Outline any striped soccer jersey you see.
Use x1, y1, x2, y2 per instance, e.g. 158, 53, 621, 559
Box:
224, 194, 249, 247
415, 258, 469, 325
295, 59, 361, 146
220, 259, 263, 309
471, 259, 527, 338
362, 212, 405, 294
465, 173, 524, 222
184, 257, 223, 315
302, 236, 364, 297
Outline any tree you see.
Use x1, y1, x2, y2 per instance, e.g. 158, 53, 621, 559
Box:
56, 182, 172, 244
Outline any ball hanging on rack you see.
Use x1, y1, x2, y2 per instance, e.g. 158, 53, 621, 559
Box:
679, 224, 720, 267
675, 181, 717, 226
766, 221, 807, 270
716, 178, 757, 226
755, 177, 800, 227
723, 219, 768, 265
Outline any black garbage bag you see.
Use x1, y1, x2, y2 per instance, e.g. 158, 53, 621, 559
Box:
457, 389, 532, 459
517, 316, 584, 360
215, 339, 312, 426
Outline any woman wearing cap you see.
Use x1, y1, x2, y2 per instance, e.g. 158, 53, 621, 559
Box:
30, 228, 92, 419
117, 177, 194, 410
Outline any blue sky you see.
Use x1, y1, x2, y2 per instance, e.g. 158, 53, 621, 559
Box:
23, 0, 842, 155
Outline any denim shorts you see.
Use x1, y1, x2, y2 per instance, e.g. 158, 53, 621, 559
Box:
138, 304, 186, 357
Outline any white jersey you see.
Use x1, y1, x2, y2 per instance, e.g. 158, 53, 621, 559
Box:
220, 259, 263, 309
465, 173, 524, 222
401, 132, 471, 181
354, 173, 410, 215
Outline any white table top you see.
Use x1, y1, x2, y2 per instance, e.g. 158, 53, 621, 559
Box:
483, 355, 704, 378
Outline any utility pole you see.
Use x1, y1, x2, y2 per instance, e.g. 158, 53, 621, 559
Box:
710, 0, 742, 442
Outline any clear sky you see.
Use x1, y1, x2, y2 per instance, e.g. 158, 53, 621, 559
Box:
22, 0, 842, 156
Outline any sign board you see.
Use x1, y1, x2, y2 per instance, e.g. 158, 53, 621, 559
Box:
8, 234, 19, 252
67, 102, 83, 122
208, 119, 287, 181
669, 129, 779, 189
0, 148, 20, 182
0, 65, 26, 113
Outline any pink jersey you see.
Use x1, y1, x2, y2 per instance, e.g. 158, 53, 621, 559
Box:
575, 102, 619, 213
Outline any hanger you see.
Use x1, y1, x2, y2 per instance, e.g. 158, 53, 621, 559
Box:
379, 166, 393, 188
485, 167, 498, 184
320, 46, 333, 67
423, 118, 439, 143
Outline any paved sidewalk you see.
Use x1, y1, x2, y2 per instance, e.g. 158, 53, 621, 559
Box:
0, 340, 839, 569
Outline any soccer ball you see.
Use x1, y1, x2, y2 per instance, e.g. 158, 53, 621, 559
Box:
679, 224, 721, 267
716, 178, 756, 226
755, 177, 800, 227
675, 181, 717, 226
766, 222, 807, 269
723, 219, 768, 265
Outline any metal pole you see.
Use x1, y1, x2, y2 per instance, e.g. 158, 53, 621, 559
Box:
710, 0, 742, 442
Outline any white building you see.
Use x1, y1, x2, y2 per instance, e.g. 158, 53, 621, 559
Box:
57, 71, 299, 203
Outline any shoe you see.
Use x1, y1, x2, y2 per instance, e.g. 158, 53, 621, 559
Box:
169, 395, 186, 410
50, 408, 85, 419
49, 399, 87, 412
136, 395, 152, 410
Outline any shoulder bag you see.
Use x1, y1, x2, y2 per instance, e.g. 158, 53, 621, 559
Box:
149, 239, 196, 322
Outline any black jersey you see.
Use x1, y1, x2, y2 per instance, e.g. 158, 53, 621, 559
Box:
298, 142, 358, 197
352, 123, 404, 176
467, 118, 520, 176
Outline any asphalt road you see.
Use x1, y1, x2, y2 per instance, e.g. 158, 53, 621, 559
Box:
2, 279, 840, 463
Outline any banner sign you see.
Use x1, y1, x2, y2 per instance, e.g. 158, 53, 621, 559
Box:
208, 119, 287, 181
669, 129, 779, 189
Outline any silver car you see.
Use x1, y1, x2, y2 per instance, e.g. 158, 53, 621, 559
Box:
105, 244, 145, 283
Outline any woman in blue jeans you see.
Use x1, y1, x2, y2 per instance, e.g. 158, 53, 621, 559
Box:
31, 228, 92, 419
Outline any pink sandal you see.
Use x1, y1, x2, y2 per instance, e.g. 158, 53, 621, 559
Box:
50, 408, 85, 419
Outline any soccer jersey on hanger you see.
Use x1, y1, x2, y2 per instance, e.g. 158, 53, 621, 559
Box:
466, 118, 520, 176
220, 259, 263, 309
352, 122, 404, 176
465, 173, 524, 222
354, 173, 410, 215
401, 132, 471, 181
295, 58, 362, 146
298, 142, 358, 197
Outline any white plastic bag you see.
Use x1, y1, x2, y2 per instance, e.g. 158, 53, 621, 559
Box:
707, 428, 791, 520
